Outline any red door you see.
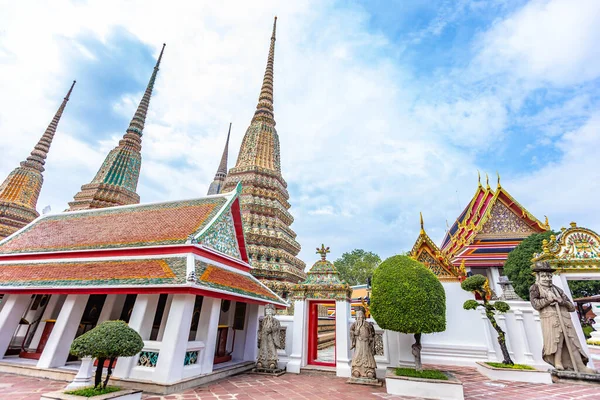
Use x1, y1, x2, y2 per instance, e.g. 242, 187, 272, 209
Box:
307, 301, 336, 366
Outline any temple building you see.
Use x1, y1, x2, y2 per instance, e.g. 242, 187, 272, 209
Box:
412, 173, 549, 295
207, 123, 231, 195
221, 17, 306, 294
68, 44, 165, 211
0, 81, 75, 240
0, 184, 285, 391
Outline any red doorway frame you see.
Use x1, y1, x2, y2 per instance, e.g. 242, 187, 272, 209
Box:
307, 300, 336, 367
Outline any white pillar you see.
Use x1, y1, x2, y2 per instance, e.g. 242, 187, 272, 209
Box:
97, 294, 118, 325
488, 267, 502, 297
335, 300, 352, 378
65, 357, 94, 390
113, 294, 160, 379
242, 304, 260, 363
287, 300, 306, 373
0, 294, 31, 358
29, 295, 63, 351
196, 297, 221, 374
37, 294, 90, 369
154, 294, 195, 384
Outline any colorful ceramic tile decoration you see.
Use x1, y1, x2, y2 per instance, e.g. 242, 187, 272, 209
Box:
207, 123, 232, 196
0, 81, 75, 239
138, 351, 159, 368
220, 17, 305, 295
533, 223, 600, 271
68, 45, 165, 211
184, 351, 199, 366
291, 245, 352, 301
199, 209, 241, 259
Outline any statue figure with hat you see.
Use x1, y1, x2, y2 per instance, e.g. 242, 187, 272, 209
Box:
530, 261, 596, 374
348, 306, 380, 385
255, 303, 285, 375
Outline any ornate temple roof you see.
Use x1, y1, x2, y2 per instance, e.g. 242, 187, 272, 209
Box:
68, 44, 165, 211
0, 184, 284, 306
207, 123, 231, 195
440, 174, 548, 268
410, 213, 461, 281
292, 245, 351, 301
533, 222, 600, 272
222, 17, 306, 287
0, 81, 76, 239
0, 183, 246, 261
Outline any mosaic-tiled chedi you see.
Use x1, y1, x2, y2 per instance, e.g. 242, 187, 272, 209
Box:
221, 17, 306, 289
68, 44, 165, 211
207, 123, 231, 195
0, 81, 76, 239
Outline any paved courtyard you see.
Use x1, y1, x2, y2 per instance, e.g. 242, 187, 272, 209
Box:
2, 364, 600, 400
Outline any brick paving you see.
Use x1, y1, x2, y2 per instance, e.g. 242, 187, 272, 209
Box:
1, 364, 600, 400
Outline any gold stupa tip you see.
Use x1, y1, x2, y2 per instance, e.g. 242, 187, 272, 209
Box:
570, 222, 577, 228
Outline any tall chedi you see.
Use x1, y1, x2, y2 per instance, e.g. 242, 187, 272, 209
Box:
68, 44, 165, 211
207, 123, 232, 195
0, 81, 76, 239
222, 17, 306, 293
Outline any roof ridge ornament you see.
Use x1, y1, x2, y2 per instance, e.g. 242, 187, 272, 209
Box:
496, 171, 501, 189
316, 244, 330, 261
420, 212, 425, 234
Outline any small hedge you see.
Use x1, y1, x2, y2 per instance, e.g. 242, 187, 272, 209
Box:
370, 255, 446, 334
395, 367, 448, 380
485, 362, 535, 370
64, 386, 120, 397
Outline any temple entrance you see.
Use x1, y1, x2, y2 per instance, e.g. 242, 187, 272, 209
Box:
307, 301, 336, 366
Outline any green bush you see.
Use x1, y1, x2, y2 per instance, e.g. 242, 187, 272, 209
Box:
70, 320, 144, 389
371, 255, 446, 334
371, 255, 446, 371
503, 231, 554, 300
64, 386, 120, 397
485, 362, 535, 370
461, 274, 487, 292
394, 367, 448, 380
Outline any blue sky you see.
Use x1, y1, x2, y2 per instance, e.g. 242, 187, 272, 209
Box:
0, 0, 599, 264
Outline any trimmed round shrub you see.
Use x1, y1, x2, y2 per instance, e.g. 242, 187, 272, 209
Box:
461, 274, 487, 293
370, 255, 446, 334
503, 231, 554, 300
70, 320, 144, 359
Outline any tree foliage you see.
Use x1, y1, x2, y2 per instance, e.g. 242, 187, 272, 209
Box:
461, 275, 513, 365
70, 320, 144, 389
568, 280, 600, 299
503, 231, 555, 300
371, 255, 446, 371
371, 255, 446, 334
334, 249, 381, 286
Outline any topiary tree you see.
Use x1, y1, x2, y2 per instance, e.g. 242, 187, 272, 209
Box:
461, 275, 513, 365
370, 255, 446, 371
504, 231, 554, 300
70, 320, 144, 389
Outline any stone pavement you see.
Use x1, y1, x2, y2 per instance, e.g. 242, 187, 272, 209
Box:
1, 364, 600, 400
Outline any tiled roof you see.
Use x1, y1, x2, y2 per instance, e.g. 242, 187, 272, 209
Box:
0, 257, 187, 287
0, 197, 228, 254
195, 260, 282, 304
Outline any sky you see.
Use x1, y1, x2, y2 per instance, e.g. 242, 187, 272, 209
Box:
0, 0, 599, 265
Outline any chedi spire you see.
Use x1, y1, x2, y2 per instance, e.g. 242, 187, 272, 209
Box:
0, 80, 76, 239
222, 17, 306, 293
207, 123, 231, 195
68, 44, 165, 211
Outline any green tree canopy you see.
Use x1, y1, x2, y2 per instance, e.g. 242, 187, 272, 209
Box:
334, 249, 381, 286
503, 231, 554, 300
568, 280, 600, 299
370, 255, 446, 334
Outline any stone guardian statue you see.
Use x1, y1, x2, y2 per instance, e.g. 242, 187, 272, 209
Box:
348, 306, 380, 385
255, 304, 284, 374
530, 261, 596, 374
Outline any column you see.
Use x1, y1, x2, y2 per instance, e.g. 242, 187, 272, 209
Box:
335, 300, 352, 377
488, 267, 502, 297
37, 294, 90, 369
29, 295, 63, 350
156, 294, 173, 341
113, 294, 160, 379
96, 294, 119, 324
0, 294, 31, 358
153, 294, 195, 384
242, 304, 260, 363
287, 300, 306, 373
195, 297, 221, 374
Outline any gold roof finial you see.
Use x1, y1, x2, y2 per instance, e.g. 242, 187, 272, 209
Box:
485, 173, 490, 189
496, 171, 501, 188
544, 215, 550, 229
477, 170, 482, 187
316, 244, 330, 261
420, 212, 425, 233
